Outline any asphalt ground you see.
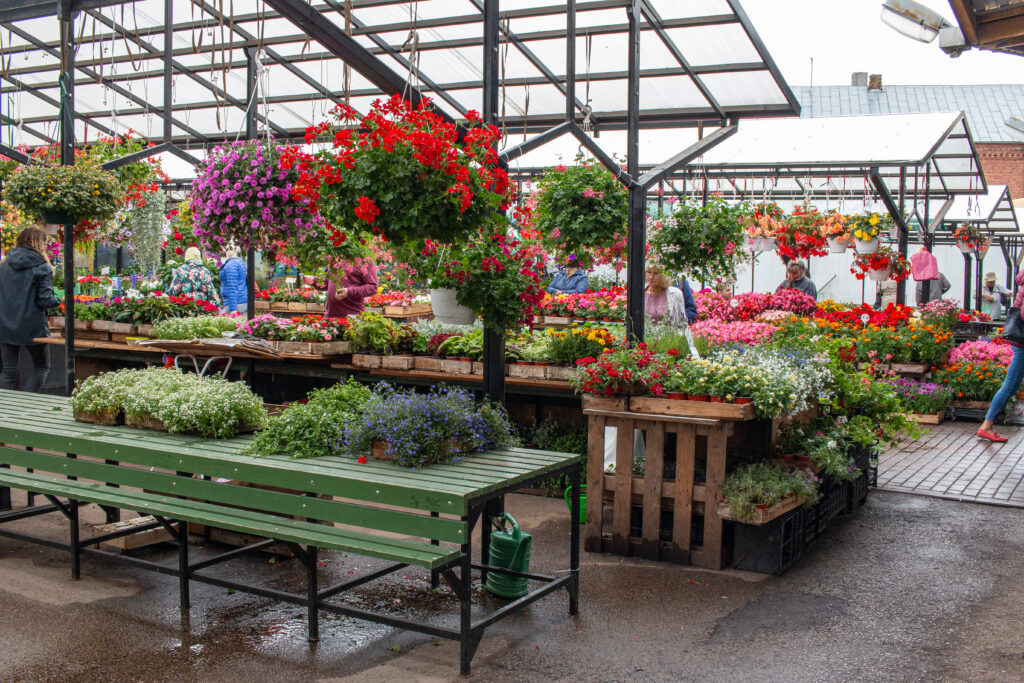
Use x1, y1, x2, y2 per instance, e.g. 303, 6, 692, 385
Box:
1, 489, 1023, 682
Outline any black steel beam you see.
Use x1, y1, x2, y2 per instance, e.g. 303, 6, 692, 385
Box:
262, 0, 449, 122
482, 0, 504, 407
0, 113, 55, 145
625, 0, 644, 343
2, 21, 211, 143
637, 123, 737, 189
499, 121, 573, 163
58, 0, 75, 396
163, 0, 172, 142
569, 123, 632, 186
869, 165, 912, 243
566, 0, 576, 121
0, 144, 31, 164
100, 141, 199, 170
83, 8, 290, 138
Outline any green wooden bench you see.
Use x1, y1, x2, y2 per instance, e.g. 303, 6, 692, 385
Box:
0, 389, 581, 675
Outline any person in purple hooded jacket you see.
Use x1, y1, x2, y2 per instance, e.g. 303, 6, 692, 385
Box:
326, 258, 378, 318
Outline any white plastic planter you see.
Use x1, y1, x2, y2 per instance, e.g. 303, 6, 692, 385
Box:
854, 237, 879, 255
429, 288, 475, 325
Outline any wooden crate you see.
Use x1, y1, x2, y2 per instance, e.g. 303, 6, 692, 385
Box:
269, 302, 290, 312
509, 363, 546, 379
383, 303, 432, 317
952, 400, 989, 411
305, 302, 325, 312
48, 316, 65, 330
91, 320, 135, 334
581, 395, 629, 411
441, 359, 473, 374
900, 411, 945, 425
380, 354, 415, 370
73, 407, 123, 426
544, 365, 575, 382
254, 301, 270, 311
135, 323, 155, 336
352, 353, 382, 368
287, 301, 307, 312
630, 396, 756, 421
275, 340, 351, 355
715, 495, 803, 525
583, 401, 733, 569
91, 515, 174, 550
414, 356, 444, 372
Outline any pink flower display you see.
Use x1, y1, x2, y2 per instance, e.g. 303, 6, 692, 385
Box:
767, 288, 817, 315
691, 319, 777, 346
948, 339, 1013, 365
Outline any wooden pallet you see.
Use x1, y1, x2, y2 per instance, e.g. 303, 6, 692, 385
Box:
716, 495, 803, 525
91, 515, 174, 550
629, 395, 756, 421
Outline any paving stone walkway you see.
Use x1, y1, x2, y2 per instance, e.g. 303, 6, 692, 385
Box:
878, 420, 1024, 507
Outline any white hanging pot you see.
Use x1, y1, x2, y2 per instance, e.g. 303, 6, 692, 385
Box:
751, 236, 776, 252
854, 237, 879, 255
867, 265, 894, 283
43, 223, 61, 237
957, 241, 975, 254
429, 287, 475, 325
827, 237, 849, 254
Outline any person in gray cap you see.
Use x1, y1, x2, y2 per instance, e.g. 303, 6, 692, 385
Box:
981, 272, 1011, 320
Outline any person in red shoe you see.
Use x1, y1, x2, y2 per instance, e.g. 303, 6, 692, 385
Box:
979, 270, 1024, 442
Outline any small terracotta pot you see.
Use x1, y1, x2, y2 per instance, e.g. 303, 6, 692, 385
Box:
779, 454, 797, 462
534, 361, 552, 366
602, 317, 611, 322
447, 356, 460, 360
459, 357, 474, 363
735, 397, 753, 405
689, 394, 708, 402
665, 392, 687, 400
754, 503, 770, 510
796, 455, 812, 464
517, 360, 534, 365
709, 396, 723, 403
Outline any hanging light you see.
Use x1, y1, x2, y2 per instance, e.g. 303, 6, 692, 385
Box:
880, 0, 949, 43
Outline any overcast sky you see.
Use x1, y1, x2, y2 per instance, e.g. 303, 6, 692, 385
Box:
741, 0, 1024, 86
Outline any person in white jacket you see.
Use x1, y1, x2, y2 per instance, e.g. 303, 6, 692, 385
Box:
645, 266, 687, 327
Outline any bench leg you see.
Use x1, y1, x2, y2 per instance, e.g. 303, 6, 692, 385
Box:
69, 500, 80, 580
307, 545, 319, 642
430, 511, 440, 589
177, 520, 190, 609
459, 545, 473, 676
569, 467, 581, 616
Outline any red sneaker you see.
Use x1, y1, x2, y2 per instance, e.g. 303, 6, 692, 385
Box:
978, 428, 1008, 443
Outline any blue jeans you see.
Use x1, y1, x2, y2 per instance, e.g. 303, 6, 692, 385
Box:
986, 344, 1024, 421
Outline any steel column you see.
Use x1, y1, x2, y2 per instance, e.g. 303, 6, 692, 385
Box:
59, 0, 75, 397
625, 0, 644, 342
566, 0, 576, 121
163, 0, 173, 142
964, 251, 972, 309
245, 47, 258, 388
896, 168, 907, 306
481, 0, 505, 405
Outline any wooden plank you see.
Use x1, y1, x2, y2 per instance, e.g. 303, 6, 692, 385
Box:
900, 412, 945, 425
611, 418, 634, 555
0, 469, 460, 568
701, 427, 728, 570
584, 415, 606, 553
0, 447, 468, 543
629, 396, 755, 421
91, 515, 174, 550
582, 407, 719, 427
640, 422, 664, 560
671, 424, 696, 565
716, 494, 803, 524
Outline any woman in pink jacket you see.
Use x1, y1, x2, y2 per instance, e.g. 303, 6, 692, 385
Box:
325, 259, 378, 319
978, 270, 1024, 442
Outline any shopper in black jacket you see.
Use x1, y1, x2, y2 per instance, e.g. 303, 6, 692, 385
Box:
0, 228, 61, 392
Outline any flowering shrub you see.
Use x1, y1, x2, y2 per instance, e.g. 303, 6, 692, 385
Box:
287, 95, 512, 253
692, 290, 770, 322
822, 211, 850, 240
532, 156, 628, 268
569, 344, 668, 396
742, 201, 784, 239
238, 313, 348, 342
191, 139, 317, 252
850, 246, 912, 281
692, 319, 776, 347
338, 384, 514, 468
649, 196, 746, 283
367, 290, 415, 308
767, 288, 817, 315
5, 160, 121, 228
949, 339, 1013, 365
849, 212, 890, 241
539, 287, 626, 319
932, 360, 1009, 402
544, 326, 616, 365
881, 377, 953, 415
851, 321, 953, 366
255, 287, 326, 304
918, 298, 960, 329
953, 223, 985, 251
776, 203, 828, 259
814, 302, 912, 328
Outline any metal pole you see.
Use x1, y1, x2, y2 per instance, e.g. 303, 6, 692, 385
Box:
244, 47, 258, 387
163, 0, 173, 143
59, 0, 75, 396
963, 251, 971, 309
624, 0, 644, 343
481, 0, 505, 405
896, 168, 907, 306
565, 0, 575, 122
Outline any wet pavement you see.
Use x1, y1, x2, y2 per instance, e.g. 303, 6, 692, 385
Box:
2, 489, 1024, 682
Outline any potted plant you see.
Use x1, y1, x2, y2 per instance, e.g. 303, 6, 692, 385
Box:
822, 210, 851, 253
569, 343, 668, 397
851, 246, 912, 283
340, 385, 514, 467
531, 155, 628, 269
4, 160, 121, 227
953, 223, 985, 254
849, 212, 890, 254
191, 139, 319, 252
742, 201, 784, 252
775, 202, 829, 260
648, 195, 747, 284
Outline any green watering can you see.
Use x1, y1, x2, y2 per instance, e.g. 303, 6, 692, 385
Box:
564, 484, 587, 525
484, 514, 532, 599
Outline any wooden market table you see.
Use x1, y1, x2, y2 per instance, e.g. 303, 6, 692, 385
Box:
0, 390, 581, 675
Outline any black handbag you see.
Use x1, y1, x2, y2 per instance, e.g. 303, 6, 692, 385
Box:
1003, 306, 1024, 345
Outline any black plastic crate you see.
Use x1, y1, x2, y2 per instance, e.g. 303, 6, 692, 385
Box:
814, 484, 849, 535
801, 504, 818, 547
845, 473, 868, 513
732, 508, 803, 575
848, 445, 874, 472
867, 465, 878, 488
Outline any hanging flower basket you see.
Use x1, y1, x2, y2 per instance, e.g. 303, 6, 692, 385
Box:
752, 236, 776, 252
953, 223, 984, 254
854, 237, 879, 254
4, 161, 121, 228
867, 265, 894, 282
429, 287, 476, 325
828, 237, 850, 253
957, 240, 976, 254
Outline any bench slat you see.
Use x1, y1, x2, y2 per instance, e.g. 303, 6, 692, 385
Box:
0, 469, 461, 569
0, 447, 467, 544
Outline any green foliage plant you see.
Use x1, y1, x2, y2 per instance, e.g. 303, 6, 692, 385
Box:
648, 196, 747, 284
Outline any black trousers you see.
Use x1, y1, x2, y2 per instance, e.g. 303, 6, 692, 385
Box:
0, 343, 50, 393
